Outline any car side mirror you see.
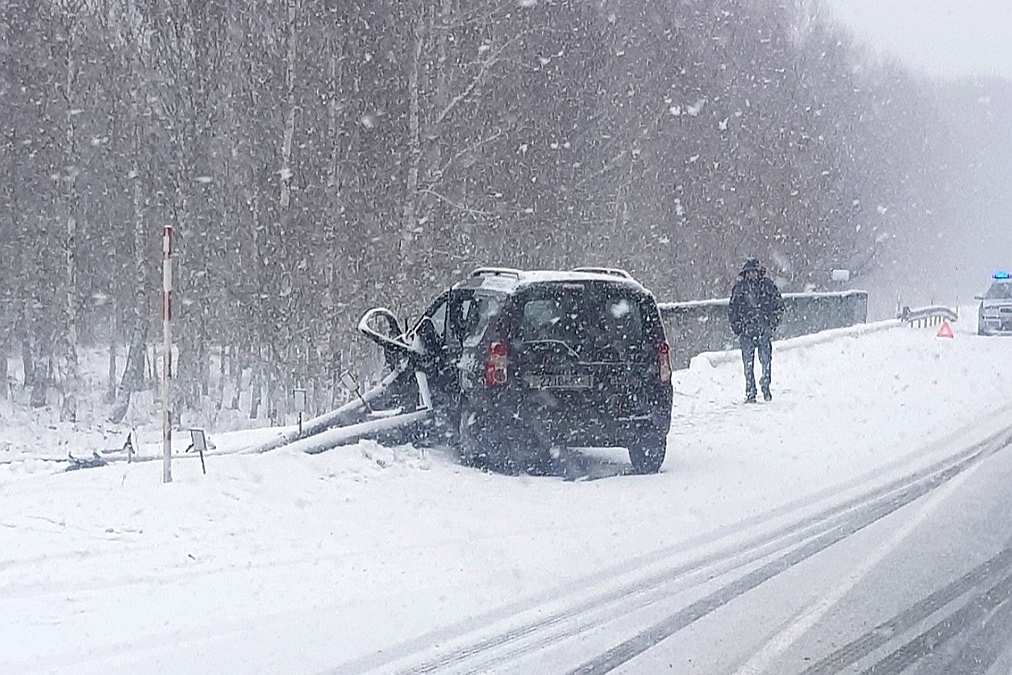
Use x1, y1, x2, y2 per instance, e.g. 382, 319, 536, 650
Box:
974, 295, 983, 300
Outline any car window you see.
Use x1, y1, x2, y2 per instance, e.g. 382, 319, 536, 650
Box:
424, 297, 448, 338
519, 294, 578, 344
604, 297, 644, 344
984, 282, 1012, 300
522, 299, 562, 335
517, 284, 647, 359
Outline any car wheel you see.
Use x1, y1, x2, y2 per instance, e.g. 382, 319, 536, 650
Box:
458, 408, 515, 473
628, 432, 667, 474
459, 408, 548, 475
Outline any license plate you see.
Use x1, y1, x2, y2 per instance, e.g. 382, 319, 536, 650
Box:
526, 373, 593, 389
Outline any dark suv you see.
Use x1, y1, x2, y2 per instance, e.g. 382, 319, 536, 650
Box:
398, 267, 673, 474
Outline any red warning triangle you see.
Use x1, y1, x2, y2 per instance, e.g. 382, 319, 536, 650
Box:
936, 321, 954, 338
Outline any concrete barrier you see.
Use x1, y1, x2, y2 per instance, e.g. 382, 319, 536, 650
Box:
689, 319, 900, 369
658, 290, 869, 369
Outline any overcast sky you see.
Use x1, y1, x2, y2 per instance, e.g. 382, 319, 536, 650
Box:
823, 0, 1012, 80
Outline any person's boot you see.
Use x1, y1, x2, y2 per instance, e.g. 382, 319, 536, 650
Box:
762, 387, 772, 402
745, 392, 757, 403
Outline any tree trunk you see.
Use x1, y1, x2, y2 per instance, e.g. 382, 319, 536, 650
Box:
249, 364, 262, 420
0, 348, 8, 399
231, 368, 242, 410
106, 341, 117, 404
111, 119, 150, 423
58, 214, 79, 423
398, 4, 428, 286
279, 0, 299, 212
148, 343, 158, 384
267, 373, 285, 427
198, 314, 210, 398
57, 24, 81, 423
29, 337, 48, 408
323, 15, 348, 394
20, 336, 33, 388
214, 343, 226, 411
230, 347, 243, 410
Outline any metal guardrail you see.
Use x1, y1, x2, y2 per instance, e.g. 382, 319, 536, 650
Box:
897, 305, 959, 328
658, 290, 869, 369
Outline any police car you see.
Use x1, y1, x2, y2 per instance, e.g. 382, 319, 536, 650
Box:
977, 271, 1012, 335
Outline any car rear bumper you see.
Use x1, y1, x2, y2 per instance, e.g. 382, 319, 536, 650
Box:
471, 387, 672, 448
979, 318, 1012, 334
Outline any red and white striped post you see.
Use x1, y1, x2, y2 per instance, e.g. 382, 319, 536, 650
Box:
162, 225, 173, 483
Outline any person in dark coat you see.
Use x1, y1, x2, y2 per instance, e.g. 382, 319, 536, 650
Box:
728, 258, 784, 402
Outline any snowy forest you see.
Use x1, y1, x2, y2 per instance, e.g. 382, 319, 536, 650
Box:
1, 0, 1010, 425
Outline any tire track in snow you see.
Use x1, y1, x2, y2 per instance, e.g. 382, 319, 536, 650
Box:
798, 541, 1012, 674
859, 569, 1012, 675
327, 424, 1012, 675
566, 429, 1012, 675
734, 452, 982, 675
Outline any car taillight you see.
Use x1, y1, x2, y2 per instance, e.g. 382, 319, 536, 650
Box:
658, 340, 672, 384
485, 341, 509, 387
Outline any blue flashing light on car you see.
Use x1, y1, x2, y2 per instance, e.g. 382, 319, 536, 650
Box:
994, 271, 1011, 280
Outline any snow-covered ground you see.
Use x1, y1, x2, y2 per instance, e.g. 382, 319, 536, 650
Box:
3, 312, 1012, 674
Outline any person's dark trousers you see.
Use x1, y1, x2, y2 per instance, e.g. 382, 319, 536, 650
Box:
739, 334, 772, 400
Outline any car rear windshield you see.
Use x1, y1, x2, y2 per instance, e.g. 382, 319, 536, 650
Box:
515, 283, 654, 360
985, 282, 1012, 300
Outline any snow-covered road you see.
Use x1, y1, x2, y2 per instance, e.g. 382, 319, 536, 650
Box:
3, 315, 1012, 674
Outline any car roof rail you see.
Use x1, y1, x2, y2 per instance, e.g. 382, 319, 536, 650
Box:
572, 266, 635, 280
470, 267, 523, 280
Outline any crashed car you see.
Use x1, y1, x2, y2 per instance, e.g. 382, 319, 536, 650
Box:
977, 271, 1012, 336
360, 267, 673, 474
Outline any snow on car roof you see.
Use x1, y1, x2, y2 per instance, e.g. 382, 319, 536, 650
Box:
459, 268, 647, 293
518, 270, 643, 285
